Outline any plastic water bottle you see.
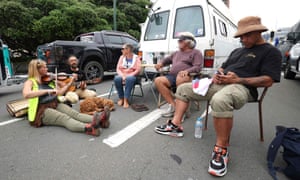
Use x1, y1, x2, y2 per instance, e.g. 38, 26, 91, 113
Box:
195, 117, 203, 139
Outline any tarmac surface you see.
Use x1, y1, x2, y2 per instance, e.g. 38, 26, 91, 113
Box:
0, 74, 299, 180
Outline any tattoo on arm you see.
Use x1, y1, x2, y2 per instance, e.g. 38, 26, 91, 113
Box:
239, 76, 273, 87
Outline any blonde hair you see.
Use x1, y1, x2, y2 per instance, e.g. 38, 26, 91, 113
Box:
28, 59, 46, 79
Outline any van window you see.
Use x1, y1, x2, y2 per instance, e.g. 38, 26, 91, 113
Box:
218, 20, 227, 37
144, 11, 170, 41
174, 6, 204, 38
213, 16, 217, 35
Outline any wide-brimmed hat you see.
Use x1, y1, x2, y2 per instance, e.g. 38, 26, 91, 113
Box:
234, 16, 268, 38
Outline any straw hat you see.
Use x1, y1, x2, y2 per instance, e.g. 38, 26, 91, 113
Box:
234, 16, 268, 38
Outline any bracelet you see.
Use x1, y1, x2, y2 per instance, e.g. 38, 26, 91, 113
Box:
47, 90, 50, 95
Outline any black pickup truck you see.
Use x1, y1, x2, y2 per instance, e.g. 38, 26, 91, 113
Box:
37, 30, 139, 83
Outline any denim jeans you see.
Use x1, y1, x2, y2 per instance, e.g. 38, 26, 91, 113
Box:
114, 75, 136, 99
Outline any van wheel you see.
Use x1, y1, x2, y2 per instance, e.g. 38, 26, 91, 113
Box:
284, 61, 296, 79
83, 61, 104, 84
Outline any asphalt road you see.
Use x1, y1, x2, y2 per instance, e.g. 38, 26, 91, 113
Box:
0, 75, 299, 180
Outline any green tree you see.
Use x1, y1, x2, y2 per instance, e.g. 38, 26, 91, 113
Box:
0, 0, 151, 56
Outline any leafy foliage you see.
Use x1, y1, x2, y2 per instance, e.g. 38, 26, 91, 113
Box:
0, 0, 151, 55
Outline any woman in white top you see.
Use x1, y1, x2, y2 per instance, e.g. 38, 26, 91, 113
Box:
114, 43, 141, 108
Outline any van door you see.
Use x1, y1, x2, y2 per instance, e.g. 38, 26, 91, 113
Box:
213, 13, 240, 68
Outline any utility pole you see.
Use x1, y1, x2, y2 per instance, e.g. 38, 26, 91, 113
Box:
113, 0, 117, 30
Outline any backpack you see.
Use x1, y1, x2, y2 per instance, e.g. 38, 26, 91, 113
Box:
267, 126, 300, 180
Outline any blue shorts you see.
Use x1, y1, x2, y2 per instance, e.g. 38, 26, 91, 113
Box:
165, 74, 176, 87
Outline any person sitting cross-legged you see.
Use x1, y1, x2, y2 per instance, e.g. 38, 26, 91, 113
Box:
154, 16, 282, 177
154, 32, 203, 117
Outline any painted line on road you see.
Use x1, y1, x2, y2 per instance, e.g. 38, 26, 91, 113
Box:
103, 104, 212, 148
103, 107, 164, 148
0, 118, 24, 126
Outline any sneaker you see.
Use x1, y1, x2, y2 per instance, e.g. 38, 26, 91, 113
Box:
93, 106, 111, 129
161, 105, 175, 118
154, 120, 184, 137
208, 145, 229, 177
85, 123, 100, 136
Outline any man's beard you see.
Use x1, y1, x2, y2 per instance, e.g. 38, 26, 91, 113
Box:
71, 64, 77, 69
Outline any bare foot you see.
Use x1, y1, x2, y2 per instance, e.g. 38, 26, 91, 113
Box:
117, 99, 124, 106
123, 99, 129, 108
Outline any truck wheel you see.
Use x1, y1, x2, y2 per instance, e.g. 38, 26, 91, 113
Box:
83, 61, 104, 84
283, 61, 296, 79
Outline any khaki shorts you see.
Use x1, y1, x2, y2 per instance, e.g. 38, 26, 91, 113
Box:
175, 83, 254, 118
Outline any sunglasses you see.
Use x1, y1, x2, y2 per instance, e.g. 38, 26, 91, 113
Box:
121, 47, 127, 50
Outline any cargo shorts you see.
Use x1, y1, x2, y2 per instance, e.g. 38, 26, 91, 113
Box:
175, 82, 254, 118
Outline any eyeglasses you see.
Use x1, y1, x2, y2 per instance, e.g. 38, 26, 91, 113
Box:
121, 48, 127, 50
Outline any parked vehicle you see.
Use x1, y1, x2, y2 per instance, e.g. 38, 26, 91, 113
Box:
139, 0, 241, 75
283, 32, 300, 79
278, 21, 300, 69
0, 39, 27, 87
275, 27, 291, 42
37, 30, 139, 83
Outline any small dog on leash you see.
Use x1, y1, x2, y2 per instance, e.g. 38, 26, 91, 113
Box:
80, 97, 115, 115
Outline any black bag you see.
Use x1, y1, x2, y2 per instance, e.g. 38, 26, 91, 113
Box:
267, 126, 300, 180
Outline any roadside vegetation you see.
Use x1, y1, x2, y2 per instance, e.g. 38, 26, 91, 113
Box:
0, 0, 151, 71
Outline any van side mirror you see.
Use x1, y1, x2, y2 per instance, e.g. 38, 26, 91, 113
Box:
149, 14, 162, 25
154, 14, 162, 25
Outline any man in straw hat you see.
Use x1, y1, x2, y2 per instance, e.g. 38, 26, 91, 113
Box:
154, 16, 281, 177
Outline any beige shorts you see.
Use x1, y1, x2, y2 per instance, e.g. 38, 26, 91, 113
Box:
175, 83, 254, 118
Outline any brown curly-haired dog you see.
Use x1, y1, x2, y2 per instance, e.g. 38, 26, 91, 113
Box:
80, 97, 115, 115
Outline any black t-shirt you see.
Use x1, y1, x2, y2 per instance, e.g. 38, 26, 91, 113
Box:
221, 43, 282, 99
65, 68, 86, 81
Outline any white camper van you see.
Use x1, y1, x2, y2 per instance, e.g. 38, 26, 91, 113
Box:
139, 0, 241, 75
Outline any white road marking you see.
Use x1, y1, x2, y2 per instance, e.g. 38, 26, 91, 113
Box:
103, 108, 164, 148
0, 118, 24, 126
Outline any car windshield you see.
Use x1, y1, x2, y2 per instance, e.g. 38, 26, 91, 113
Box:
174, 6, 205, 38
144, 11, 169, 41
